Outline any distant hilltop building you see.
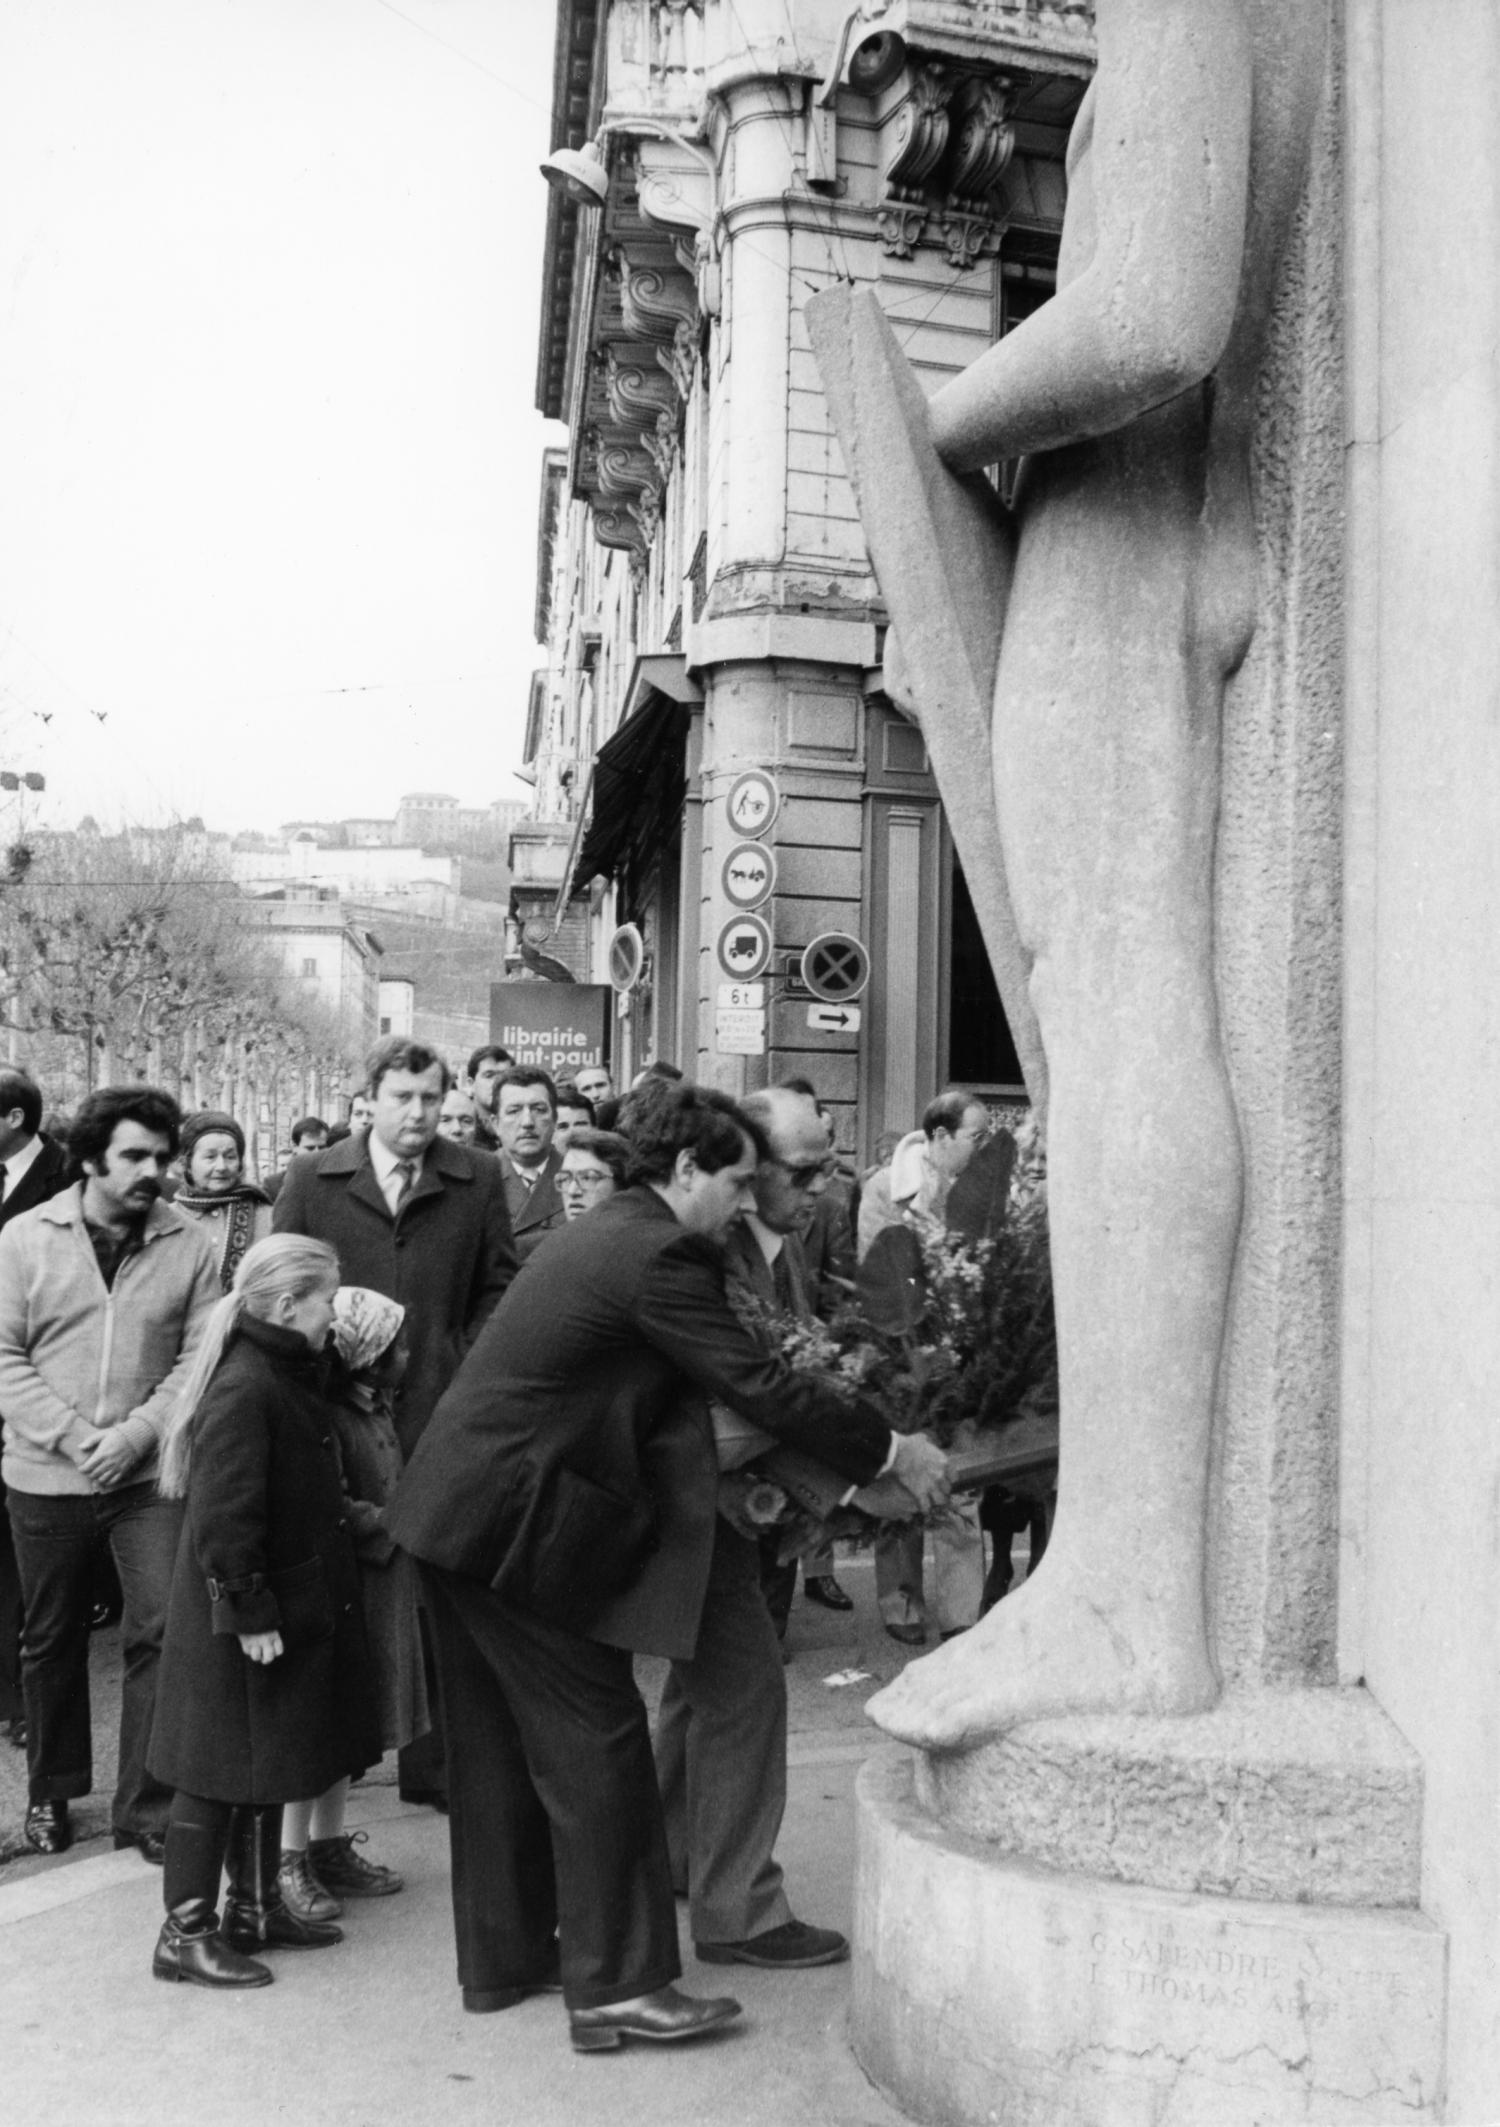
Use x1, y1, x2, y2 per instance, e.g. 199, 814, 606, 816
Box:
277, 793, 527, 857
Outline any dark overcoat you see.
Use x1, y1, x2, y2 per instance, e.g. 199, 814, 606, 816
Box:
148, 1316, 382, 1803
272, 1132, 518, 1455
0, 1135, 71, 1231
329, 1387, 429, 1754
498, 1145, 567, 1261
387, 1186, 892, 1661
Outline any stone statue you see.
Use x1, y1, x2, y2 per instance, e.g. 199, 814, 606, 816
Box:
810, 0, 1331, 1748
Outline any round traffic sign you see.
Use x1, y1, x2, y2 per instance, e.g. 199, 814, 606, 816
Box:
801, 931, 870, 1003
608, 923, 645, 992
721, 840, 777, 910
717, 914, 773, 982
725, 770, 780, 839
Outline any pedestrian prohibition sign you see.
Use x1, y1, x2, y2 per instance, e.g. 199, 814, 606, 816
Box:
800, 931, 870, 1003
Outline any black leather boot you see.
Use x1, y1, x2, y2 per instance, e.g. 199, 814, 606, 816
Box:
153, 1900, 272, 1988
223, 1805, 342, 1954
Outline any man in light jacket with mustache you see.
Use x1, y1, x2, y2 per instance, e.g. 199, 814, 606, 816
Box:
0, 1086, 218, 1861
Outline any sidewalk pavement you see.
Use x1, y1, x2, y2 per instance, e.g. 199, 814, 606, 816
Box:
2, 1554, 936, 2127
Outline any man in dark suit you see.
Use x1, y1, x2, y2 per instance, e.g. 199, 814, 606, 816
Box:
274, 1036, 518, 1806
0, 1070, 73, 1749
654, 1086, 863, 1970
494, 1065, 566, 1259
388, 1084, 950, 2050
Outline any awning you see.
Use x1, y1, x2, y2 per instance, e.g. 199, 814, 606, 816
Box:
556, 655, 702, 914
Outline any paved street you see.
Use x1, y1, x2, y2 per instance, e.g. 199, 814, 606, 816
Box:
1, 1551, 972, 2127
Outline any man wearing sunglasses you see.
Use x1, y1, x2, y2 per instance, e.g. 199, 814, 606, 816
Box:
653, 1085, 854, 1972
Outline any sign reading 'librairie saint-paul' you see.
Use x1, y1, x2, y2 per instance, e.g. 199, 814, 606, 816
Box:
490, 983, 611, 1078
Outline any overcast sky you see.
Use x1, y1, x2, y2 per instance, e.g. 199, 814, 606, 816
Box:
0, 0, 563, 836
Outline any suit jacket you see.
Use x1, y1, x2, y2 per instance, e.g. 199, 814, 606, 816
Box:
0, 1136, 71, 1233
388, 1186, 891, 1661
497, 1145, 566, 1260
721, 1219, 813, 1325
272, 1132, 518, 1456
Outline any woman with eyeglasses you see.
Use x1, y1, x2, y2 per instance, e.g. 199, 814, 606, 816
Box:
556, 1129, 631, 1220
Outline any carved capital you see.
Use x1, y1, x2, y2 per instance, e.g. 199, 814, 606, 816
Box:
938, 209, 1004, 273
878, 201, 929, 260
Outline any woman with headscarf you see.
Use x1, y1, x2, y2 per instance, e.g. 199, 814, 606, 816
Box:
174, 1113, 273, 1294
272, 1286, 426, 1926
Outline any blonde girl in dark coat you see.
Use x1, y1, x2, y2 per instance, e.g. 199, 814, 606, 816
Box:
148, 1235, 381, 1990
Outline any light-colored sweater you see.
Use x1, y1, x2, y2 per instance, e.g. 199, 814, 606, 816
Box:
0, 1185, 219, 1496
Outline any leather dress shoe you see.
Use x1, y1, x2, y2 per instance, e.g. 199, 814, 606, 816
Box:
804, 1574, 853, 1611
23, 1800, 70, 1855
883, 1620, 926, 1647
569, 1984, 741, 2053
698, 1918, 849, 1969
114, 1827, 167, 1865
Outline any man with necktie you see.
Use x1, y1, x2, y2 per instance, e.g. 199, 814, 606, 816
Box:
274, 1037, 518, 1807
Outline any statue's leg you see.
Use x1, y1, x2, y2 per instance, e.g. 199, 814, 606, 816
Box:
871, 442, 1241, 1748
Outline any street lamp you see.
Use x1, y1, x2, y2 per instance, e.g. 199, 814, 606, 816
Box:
541, 122, 718, 231
541, 122, 722, 315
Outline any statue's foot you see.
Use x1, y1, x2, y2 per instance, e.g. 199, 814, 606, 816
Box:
866, 1563, 1218, 1751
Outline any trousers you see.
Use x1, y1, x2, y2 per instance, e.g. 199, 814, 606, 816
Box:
7, 1482, 181, 1833
655, 1519, 794, 1946
421, 1564, 680, 2011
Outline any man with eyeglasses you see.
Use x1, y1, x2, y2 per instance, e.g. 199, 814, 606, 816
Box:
494, 1067, 566, 1261
653, 1085, 858, 1973
858, 1088, 995, 1646
556, 1130, 629, 1220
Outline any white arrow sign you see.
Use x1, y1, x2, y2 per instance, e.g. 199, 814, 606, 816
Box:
807, 1003, 862, 1033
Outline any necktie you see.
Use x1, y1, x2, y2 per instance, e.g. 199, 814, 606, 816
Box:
394, 1159, 416, 1210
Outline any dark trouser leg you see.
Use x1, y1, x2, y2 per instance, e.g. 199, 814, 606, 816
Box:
657, 1521, 793, 1948
7, 1490, 97, 1803
756, 1530, 797, 1639
422, 1565, 679, 2012
654, 1667, 691, 1896
424, 1568, 556, 1997
98, 1484, 182, 1837
397, 1601, 447, 1802
163, 1791, 235, 1911
0, 1478, 24, 1724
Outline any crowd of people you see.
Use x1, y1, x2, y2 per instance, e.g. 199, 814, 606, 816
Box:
0, 1040, 1037, 2055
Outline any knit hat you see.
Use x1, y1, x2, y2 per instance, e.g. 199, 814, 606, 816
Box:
180, 1110, 245, 1164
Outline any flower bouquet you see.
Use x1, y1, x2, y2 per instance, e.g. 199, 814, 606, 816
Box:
715, 1122, 1058, 1558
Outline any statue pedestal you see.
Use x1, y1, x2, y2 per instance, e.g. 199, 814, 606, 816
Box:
852, 1750, 1447, 2127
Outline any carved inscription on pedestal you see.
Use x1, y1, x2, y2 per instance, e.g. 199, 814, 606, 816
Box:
1085, 1926, 1412, 2029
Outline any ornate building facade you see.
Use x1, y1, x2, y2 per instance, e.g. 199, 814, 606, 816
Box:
528, 0, 1091, 1150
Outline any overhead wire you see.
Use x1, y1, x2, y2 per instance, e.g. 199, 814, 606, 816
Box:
365, 0, 551, 112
